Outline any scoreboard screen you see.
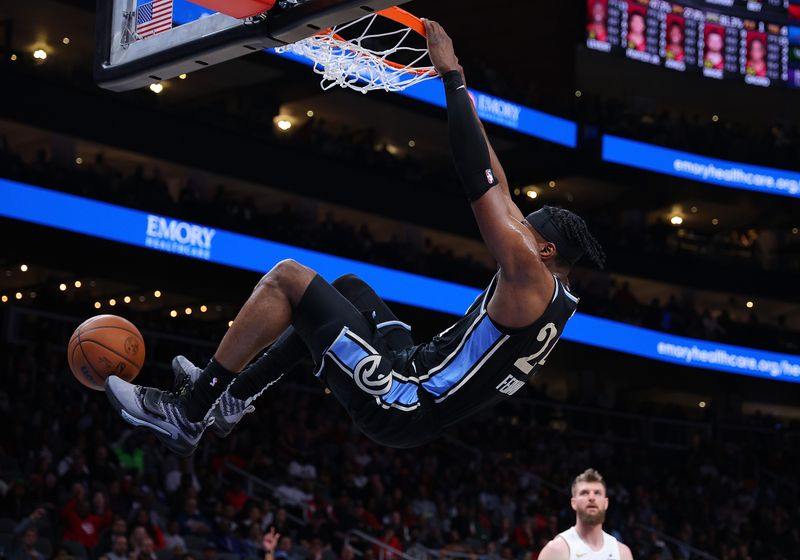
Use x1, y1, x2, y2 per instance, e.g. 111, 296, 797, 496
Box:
586, 0, 800, 88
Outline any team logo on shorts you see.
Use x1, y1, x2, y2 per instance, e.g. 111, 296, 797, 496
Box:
353, 355, 393, 396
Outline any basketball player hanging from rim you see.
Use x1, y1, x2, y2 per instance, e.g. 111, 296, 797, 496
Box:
539, 470, 634, 560
105, 20, 606, 455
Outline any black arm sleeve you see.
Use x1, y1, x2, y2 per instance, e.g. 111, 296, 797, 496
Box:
443, 71, 499, 202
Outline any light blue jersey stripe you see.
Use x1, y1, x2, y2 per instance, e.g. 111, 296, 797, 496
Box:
382, 380, 421, 406
330, 333, 370, 370
328, 330, 420, 407
422, 315, 503, 398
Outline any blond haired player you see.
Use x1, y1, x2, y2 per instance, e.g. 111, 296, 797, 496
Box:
538, 469, 633, 560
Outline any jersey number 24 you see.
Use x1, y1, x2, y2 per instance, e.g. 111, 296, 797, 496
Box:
513, 322, 559, 375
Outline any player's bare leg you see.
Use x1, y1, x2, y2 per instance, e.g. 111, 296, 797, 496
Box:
105, 259, 317, 455
215, 259, 314, 372
173, 273, 384, 439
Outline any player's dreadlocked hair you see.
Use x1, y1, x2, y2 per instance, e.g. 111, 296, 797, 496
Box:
548, 206, 607, 269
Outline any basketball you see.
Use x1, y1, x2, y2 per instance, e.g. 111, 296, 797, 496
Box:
67, 315, 145, 391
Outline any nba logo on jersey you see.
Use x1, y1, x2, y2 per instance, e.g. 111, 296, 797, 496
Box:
485, 169, 496, 185
496, 374, 525, 396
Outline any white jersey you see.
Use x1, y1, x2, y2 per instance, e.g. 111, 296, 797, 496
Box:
557, 527, 621, 560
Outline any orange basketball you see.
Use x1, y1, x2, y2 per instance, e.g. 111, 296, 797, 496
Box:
67, 315, 145, 391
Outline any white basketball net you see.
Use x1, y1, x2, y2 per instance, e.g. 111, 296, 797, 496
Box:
276, 11, 438, 94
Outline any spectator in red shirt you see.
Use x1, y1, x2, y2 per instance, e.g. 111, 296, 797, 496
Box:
224, 484, 249, 513
61, 488, 112, 550
514, 517, 535, 549
354, 502, 381, 531
373, 527, 402, 560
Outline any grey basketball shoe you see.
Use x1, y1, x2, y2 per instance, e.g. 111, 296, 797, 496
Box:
105, 374, 214, 456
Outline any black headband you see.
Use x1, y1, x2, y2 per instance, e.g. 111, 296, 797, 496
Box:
525, 207, 584, 266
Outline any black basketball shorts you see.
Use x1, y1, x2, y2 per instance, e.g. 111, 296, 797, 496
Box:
292, 274, 440, 448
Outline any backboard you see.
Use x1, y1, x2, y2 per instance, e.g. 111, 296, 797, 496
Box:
94, 0, 411, 92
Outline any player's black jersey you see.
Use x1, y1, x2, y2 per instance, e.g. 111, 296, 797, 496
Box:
310, 272, 578, 448
411, 273, 578, 428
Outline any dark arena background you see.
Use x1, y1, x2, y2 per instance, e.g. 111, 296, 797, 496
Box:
2, 1, 800, 559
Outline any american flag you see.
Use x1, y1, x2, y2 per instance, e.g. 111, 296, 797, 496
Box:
136, 0, 173, 38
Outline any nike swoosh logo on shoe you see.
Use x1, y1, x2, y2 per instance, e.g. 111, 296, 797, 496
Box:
121, 410, 173, 438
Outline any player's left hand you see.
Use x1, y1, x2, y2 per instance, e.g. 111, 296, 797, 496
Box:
423, 19, 462, 76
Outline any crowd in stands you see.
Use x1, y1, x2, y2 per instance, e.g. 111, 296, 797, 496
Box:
575, 94, 800, 173
1, 309, 799, 560
4, 15, 800, 560
1, 137, 798, 354
574, 279, 799, 355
